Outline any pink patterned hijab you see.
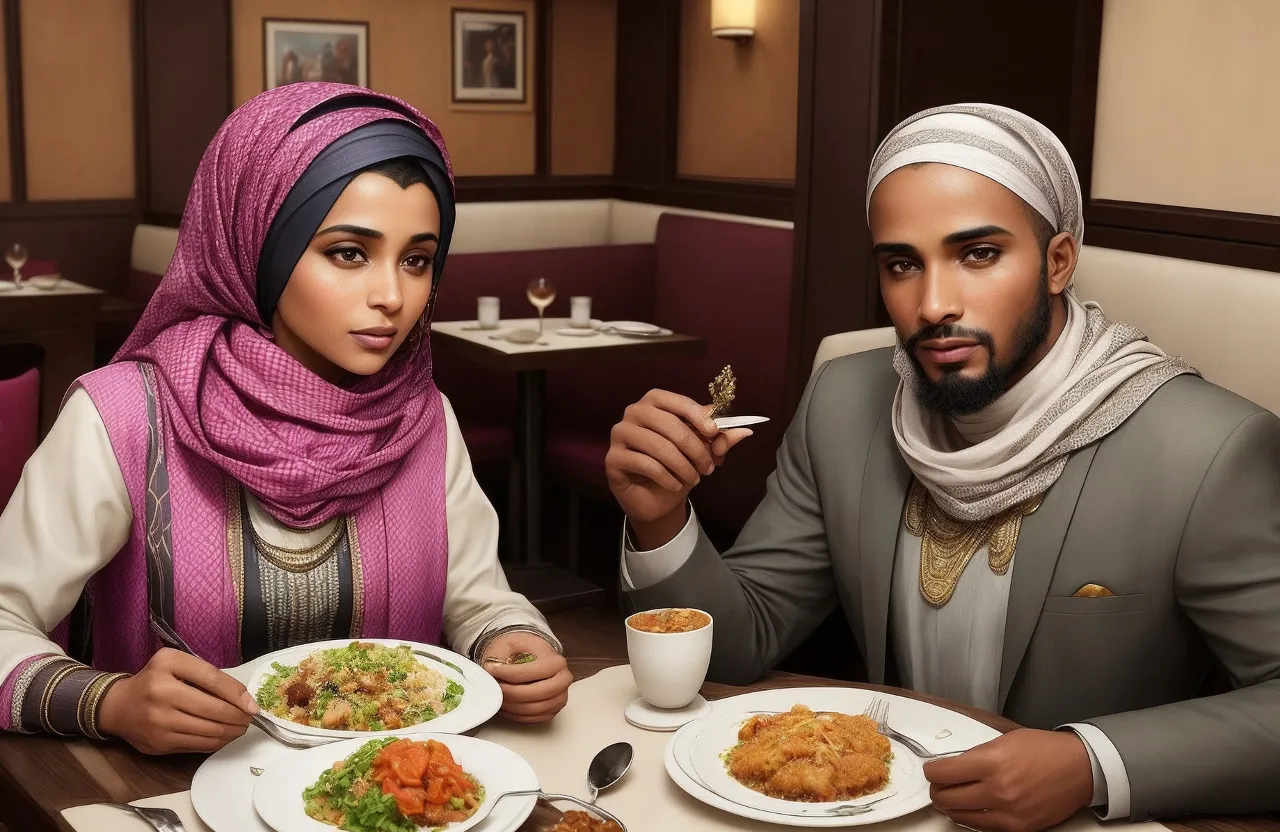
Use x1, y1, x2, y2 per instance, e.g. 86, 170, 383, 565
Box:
115, 83, 456, 528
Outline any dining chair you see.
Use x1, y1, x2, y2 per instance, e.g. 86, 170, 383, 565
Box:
0, 366, 40, 507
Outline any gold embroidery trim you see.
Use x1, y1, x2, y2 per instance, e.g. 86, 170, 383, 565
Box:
226, 481, 245, 651
906, 479, 1044, 608
10, 655, 64, 733
347, 515, 364, 638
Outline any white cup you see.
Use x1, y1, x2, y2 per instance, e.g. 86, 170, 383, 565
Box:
477, 296, 500, 329
570, 296, 592, 328
625, 608, 713, 709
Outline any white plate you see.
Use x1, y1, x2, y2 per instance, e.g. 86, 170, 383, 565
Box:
617, 328, 673, 339
253, 733, 539, 832
553, 327, 600, 337
687, 712, 924, 817
192, 728, 290, 831
713, 415, 770, 429
601, 320, 661, 334
245, 638, 501, 740
664, 687, 1000, 827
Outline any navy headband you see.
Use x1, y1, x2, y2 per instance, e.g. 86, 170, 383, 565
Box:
256, 117, 455, 325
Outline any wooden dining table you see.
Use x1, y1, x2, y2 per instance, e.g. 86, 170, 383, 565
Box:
431, 318, 705, 608
0, 279, 103, 437
0, 605, 1275, 832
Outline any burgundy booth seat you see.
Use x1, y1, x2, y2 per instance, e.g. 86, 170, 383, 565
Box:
431, 244, 656, 460
0, 367, 40, 507
546, 213, 795, 537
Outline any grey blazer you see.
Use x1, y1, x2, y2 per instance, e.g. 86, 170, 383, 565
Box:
627, 347, 1280, 821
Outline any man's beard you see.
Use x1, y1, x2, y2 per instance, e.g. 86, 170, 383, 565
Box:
903, 273, 1053, 417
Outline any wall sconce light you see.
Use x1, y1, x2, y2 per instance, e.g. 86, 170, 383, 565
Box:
712, 0, 756, 41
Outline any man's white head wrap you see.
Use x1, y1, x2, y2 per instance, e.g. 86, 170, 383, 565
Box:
867, 103, 1083, 256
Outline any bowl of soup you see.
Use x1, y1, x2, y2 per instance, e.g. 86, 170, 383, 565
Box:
625, 607, 713, 709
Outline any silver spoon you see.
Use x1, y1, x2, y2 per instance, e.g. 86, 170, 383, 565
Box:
586, 741, 633, 803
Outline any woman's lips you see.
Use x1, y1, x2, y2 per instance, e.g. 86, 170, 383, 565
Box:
350, 328, 396, 350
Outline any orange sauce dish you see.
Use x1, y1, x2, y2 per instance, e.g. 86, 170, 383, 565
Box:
369, 738, 482, 826
626, 608, 711, 634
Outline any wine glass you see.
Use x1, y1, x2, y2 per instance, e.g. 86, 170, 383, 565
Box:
526, 277, 556, 335
5, 243, 27, 285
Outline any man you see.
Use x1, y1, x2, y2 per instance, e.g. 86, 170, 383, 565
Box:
605, 104, 1280, 830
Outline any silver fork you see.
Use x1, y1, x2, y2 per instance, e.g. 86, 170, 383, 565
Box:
102, 802, 185, 831
251, 713, 339, 749
862, 698, 963, 760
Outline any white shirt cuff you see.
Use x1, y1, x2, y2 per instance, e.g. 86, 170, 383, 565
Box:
619, 504, 700, 590
1062, 722, 1131, 820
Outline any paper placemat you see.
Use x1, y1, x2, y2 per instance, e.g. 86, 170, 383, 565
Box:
62, 665, 1175, 832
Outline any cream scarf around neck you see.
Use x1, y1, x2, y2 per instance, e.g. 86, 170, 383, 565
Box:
891, 290, 1198, 522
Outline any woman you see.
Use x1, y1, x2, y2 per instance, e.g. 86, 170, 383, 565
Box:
0, 83, 571, 754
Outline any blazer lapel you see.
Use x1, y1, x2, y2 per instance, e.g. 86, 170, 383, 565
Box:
859, 410, 911, 684
998, 443, 1099, 710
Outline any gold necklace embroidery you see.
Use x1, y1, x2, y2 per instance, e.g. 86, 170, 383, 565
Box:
905, 479, 1043, 607
246, 515, 344, 573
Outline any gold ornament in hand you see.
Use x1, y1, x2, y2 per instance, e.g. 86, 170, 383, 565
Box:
708, 365, 737, 417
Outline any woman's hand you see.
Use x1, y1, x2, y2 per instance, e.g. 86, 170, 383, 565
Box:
481, 631, 572, 724
97, 647, 258, 755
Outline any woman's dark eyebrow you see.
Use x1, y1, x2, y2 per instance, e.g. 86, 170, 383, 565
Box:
314, 224, 382, 239
409, 232, 440, 245
871, 242, 918, 257
942, 225, 1012, 245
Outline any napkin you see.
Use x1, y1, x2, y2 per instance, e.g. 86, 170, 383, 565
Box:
62, 792, 209, 831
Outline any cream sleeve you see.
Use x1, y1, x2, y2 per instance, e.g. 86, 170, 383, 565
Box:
437, 395, 560, 659
0, 388, 134, 736
0, 388, 132, 682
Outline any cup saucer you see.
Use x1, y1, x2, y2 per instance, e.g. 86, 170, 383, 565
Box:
624, 694, 711, 732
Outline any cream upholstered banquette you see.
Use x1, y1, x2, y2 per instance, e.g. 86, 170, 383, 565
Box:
128, 199, 792, 274
810, 246, 1280, 416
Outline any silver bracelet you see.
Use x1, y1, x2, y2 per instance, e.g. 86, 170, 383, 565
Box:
469, 624, 563, 662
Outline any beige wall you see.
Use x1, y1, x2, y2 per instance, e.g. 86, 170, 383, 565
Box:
1092, 0, 1280, 216
549, 0, 615, 176
677, 0, 798, 182
233, 0, 538, 177
21, 0, 134, 201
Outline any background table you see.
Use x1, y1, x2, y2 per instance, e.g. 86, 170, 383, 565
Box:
1, 605, 1275, 832
0, 280, 102, 436
431, 318, 704, 606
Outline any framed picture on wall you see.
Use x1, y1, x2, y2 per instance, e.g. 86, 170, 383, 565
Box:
264, 19, 369, 90
451, 9, 526, 104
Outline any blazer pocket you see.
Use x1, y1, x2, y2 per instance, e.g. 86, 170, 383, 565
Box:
1041, 592, 1151, 615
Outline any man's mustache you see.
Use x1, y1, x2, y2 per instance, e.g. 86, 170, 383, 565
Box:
904, 323, 995, 354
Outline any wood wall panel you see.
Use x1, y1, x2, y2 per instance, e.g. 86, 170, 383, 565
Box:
549, 0, 615, 176
0, 9, 10, 202
20, 0, 134, 201
139, 0, 232, 221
